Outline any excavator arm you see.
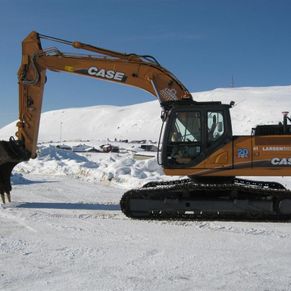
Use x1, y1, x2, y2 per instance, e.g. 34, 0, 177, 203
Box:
0, 31, 192, 201
18, 32, 192, 157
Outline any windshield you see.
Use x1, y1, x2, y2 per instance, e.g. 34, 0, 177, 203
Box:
166, 111, 201, 166
170, 112, 201, 143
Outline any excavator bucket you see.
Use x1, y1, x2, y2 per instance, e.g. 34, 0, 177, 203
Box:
0, 138, 30, 203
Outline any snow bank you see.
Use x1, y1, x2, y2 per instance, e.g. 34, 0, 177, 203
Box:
13, 146, 167, 189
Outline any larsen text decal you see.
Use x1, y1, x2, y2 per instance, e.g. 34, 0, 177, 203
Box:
263, 146, 291, 151
75, 67, 127, 82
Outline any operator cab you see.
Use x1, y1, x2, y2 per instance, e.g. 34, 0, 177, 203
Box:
160, 101, 232, 168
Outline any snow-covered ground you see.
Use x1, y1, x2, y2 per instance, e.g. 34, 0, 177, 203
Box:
1, 175, 291, 291
1, 85, 291, 290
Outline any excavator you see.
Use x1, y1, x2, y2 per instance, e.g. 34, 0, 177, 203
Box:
1, 31, 291, 220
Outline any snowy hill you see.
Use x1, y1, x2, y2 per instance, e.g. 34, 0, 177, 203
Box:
0, 101, 161, 142
192, 85, 291, 135
1, 85, 291, 141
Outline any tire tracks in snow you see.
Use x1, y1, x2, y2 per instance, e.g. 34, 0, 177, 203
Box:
154, 220, 291, 239
2, 202, 290, 239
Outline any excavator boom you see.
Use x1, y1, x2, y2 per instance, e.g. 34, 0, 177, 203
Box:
0, 31, 192, 201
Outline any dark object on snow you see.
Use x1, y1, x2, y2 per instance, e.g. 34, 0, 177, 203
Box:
56, 144, 72, 150
100, 144, 119, 153
140, 144, 158, 152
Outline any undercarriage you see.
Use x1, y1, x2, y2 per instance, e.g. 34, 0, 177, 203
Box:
120, 178, 291, 221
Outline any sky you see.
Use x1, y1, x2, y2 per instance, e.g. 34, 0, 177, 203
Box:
0, 0, 291, 127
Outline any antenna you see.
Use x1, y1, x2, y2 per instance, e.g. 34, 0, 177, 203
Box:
231, 75, 235, 88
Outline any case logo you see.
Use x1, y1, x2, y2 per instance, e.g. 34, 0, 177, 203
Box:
88, 67, 127, 82
271, 158, 291, 166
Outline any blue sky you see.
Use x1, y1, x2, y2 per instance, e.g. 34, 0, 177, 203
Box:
0, 0, 291, 127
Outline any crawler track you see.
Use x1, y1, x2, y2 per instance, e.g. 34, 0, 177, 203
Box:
120, 179, 291, 221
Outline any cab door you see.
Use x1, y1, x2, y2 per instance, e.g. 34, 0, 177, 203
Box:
202, 110, 233, 169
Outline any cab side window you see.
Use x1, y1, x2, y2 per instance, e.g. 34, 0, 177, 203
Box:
207, 111, 224, 144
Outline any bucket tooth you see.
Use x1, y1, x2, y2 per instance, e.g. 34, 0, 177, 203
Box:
1, 193, 5, 204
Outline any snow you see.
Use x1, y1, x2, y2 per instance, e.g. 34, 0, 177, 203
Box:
192, 85, 291, 135
1, 85, 291, 141
1, 176, 291, 291
1, 85, 291, 290
0, 102, 161, 142
14, 145, 166, 190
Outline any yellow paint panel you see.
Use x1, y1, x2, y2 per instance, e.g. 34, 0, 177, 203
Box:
64, 66, 74, 72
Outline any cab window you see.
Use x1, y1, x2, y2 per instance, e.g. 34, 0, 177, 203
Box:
207, 111, 224, 144
170, 112, 201, 143
167, 111, 201, 165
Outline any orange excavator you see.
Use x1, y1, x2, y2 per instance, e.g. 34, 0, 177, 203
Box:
1, 31, 291, 220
